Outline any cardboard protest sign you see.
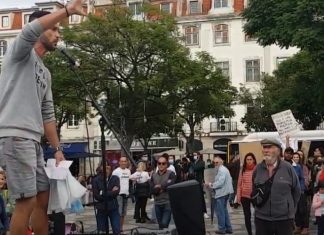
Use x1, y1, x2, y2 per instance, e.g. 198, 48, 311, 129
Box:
301, 140, 311, 161
271, 110, 300, 137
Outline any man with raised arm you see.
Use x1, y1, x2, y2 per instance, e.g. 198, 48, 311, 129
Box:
0, 1, 85, 234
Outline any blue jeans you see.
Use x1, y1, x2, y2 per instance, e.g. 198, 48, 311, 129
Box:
96, 208, 120, 234
155, 203, 172, 229
214, 195, 232, 233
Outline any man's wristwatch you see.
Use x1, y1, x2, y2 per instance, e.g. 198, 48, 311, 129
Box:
54, 146, 63, 153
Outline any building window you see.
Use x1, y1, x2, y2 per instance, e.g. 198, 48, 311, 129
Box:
129, 2, 142, 16
94, 140, 98, 150
41, 8, 53, 12
0, 40, 7, 57
67, 115, 79, 128
70, 14, 81, 24
185, 26, 199, 46
247, 99, 261, 113
189, 1, 200, 14
1, 16, 9, 28
23, 14, 31, 25
160, 3, 171, 14
216, 61, 230, 77
214, 24, 228, 44
246, 59, 260, 82
215, 0, 228, 8
245, 34, 257, 42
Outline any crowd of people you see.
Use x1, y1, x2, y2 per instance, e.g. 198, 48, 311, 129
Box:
74, 142, 324, 235
221, 140, 324, 235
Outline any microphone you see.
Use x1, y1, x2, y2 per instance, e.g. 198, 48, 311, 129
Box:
57, 46, 80, 67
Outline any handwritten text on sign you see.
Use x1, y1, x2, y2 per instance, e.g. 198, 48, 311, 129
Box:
271, 110, 300, 137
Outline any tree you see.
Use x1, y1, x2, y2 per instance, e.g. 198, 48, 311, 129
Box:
44, 52, 91, 138
243, 0, 324, 60
61, 6, 189, 154
168, 52, 237, 153
239, 51, 324, 130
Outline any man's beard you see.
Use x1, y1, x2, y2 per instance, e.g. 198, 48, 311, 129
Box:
264, 155, 276, 165
40, 34, 56, 51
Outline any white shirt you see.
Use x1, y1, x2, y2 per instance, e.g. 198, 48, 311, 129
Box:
112, 167, 131, 195
130, 171, 150, 183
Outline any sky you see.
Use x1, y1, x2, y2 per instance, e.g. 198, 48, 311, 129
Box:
0, 0, 65, 9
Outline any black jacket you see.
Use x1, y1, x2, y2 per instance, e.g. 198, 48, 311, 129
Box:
92, 174, 120, 211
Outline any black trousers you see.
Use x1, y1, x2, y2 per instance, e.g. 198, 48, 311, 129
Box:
295, 193, 309, 228
241, 197, 253, 235
134, 196, 148, 220
316, 216, 324, 235
255, 217, 294, 235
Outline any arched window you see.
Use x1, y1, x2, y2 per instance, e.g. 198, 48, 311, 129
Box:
214, 24, 228, 44
0, 40, 7, 57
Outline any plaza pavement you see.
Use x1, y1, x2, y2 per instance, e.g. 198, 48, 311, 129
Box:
71, 199, 318, 234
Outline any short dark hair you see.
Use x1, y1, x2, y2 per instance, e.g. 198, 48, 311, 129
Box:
284, 147, 294, 154
29, 11, 51, 23
318, 180, 324, 189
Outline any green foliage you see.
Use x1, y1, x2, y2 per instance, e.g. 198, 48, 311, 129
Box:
240, 51, 324, 130
44, 51, 91, 136
167, 52, 237, 153
243, 0, 324, 59
59, 6, 236, 153
60, 6, 188, 150
243, 1, 324, 130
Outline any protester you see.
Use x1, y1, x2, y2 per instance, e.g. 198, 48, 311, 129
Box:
192, 152, 205, 184
130, 162, 150, 223
252, 138, 301, 235
0, 2, 85, 234
227, 154, 240, 208
312, 180, 324, 235
292, 152, 309, 235
0, 172, 9, 235
92, 164, 120, 234
112, 156, 131, 233
236, 153, 256, 235
150, 154, 176, 229
206, 156, 233, 234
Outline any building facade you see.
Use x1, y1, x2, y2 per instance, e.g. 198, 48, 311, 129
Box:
0, 0, 299, 165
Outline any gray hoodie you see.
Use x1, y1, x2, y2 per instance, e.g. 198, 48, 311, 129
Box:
252, 159, 301, 221
0, 20, 55, 142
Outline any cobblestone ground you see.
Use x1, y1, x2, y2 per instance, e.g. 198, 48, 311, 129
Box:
71, 199, 318, 234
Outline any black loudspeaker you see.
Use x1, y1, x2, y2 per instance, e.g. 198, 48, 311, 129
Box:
48, 212, 65, 235
168, 180, 205, 235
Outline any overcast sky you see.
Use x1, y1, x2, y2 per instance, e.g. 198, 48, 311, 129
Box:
0, 0, 65, 9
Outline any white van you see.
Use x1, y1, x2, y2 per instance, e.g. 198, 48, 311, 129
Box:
227, 130, 324, 163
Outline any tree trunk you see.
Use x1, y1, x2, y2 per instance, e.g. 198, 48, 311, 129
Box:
186, 124, 195, 154
121, 134, 136, 166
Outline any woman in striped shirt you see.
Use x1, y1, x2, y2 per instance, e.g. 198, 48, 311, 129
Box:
236, 152, 257, 235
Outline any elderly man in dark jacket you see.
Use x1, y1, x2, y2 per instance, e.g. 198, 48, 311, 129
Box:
252, 138, 301, 235
93, 164, 120, 235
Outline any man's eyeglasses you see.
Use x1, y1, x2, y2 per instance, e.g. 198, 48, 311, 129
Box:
213, 162, 220, 165
158, 162, 167, 165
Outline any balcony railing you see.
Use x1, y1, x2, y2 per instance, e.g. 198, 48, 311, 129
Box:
210, 121, 238, 132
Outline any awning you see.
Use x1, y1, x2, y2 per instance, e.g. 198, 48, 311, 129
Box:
43, 142, 95, 159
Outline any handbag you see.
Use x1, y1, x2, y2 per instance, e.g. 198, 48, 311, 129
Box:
251, 161, 280, 208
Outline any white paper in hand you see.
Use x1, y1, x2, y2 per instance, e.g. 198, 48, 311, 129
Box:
45, 159, 73, 180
